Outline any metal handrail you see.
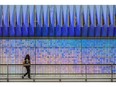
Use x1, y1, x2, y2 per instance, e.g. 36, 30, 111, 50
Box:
0, 64, 115, 82
0, 64, 115, 65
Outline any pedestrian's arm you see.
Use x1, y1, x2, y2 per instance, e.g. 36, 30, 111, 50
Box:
23, 61, 31, 66
23, 61, 25, 66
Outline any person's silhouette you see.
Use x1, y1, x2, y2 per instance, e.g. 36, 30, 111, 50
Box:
22, 54, 31, 79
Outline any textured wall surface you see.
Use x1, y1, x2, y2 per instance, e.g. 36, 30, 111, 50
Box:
0, 39, 116, 74
0, 5, 115, 37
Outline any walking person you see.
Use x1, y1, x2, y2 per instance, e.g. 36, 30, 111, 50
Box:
22, 54, 31, 79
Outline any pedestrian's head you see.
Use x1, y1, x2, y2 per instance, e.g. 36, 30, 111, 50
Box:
25, 54, 30, 61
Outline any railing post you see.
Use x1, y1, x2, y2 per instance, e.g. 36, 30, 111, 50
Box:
7, 64, 9, 82
85, 64, 87, 82
33, 64, 36, 82
34, 44, 36, 82
59, 64, 61, 82
111, 64, 113, 82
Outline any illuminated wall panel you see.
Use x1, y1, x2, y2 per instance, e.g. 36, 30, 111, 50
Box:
0, 39, 116, 74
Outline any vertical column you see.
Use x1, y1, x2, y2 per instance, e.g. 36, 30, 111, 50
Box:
22, 5, 29, 37
0, 6, 2, 36
69, 5, 74, 36
114, 6, 116, 37
29, 5, 34, 37
3, 5, 9, 36
42, 6, 48, 36
62, 6, 68, 37
101, 5, 108, 37
82, 6, 88, 37
36, 5, 42, 36
56, 5, 62, 37
95, 5, 102, 37
16, 5, 22, 36
75, 5, 81, 37
88, 5, 95, 37
108, 5, 114, 37
49, 6, 55, 37
9, 5, 15, 36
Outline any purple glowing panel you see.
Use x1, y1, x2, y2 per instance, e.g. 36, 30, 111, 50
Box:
0, 39, 116, 74
87, 65, 111, 73
82, 48, 111, 64
36, 48, 81, 64
28, 48, 36, 64
36, 39, 81, 47
8, 48, 15, 64
15, 48, 23, 64
15, 39, 28, 47
0, 39, 3, 47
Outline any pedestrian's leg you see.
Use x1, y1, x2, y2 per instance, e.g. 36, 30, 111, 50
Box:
24, 67, 28, 77
27, 67, 31, 79
22, 67, 28, 79
24, 72, 28, 77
